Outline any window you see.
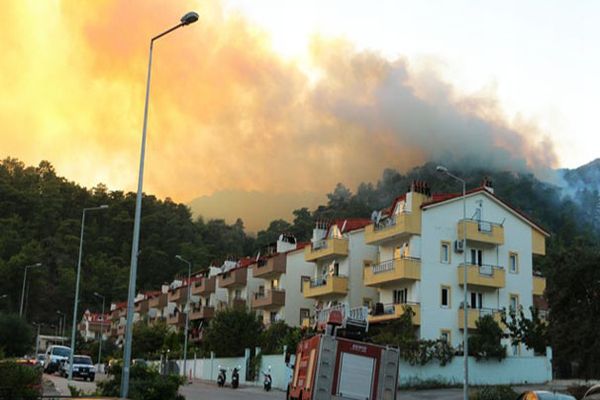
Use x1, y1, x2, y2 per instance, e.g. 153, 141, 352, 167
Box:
234, 289, 242, 299
509, 294, 519, 311
441, 286, 451, 308
470, 291, 483, 309
300, 276, 310, 293
299, 308, 310, 325
258, 285, 265, 296
270, 311, 278, 323
509, 252, 519, 273
271, 278, 279, 289
440, 241, 451, 263
440, 329, 451, 343
470, 249, 483, 266
363, 298, 373, 308
393, 288, 408, 304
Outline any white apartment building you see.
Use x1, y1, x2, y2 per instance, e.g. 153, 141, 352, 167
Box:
364, 180, 548, 356
78, 309, 110, 342
250, 234, 315, 327
303, 219, 379, 318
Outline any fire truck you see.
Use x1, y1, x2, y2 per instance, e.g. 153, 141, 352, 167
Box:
288, 305, 400, 400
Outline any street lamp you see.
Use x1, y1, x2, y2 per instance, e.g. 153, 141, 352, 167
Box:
437, 165, 468, 400
120, 12, 198, 398
175, 255, 193, 381
33, 322, 43, 357
94, 292, 106, 372
68, 205, 109, 381
19, 263, 42, 317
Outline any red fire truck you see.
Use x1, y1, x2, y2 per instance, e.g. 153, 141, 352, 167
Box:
288, 305, 400, 400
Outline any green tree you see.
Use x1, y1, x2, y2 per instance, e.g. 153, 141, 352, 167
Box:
501, 305, 548, 355
132, 320, 170, 359
203, 308, 263, 357
468, 315, 506, 361
0, 314, 34, 356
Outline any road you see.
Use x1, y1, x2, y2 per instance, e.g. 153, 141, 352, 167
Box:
181, 381, 285, 400
43, 372, 105, 396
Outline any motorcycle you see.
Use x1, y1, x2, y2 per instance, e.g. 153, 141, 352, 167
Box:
263, 365, 272, 391
217, 366, 227, 387
231, 365, 240, 389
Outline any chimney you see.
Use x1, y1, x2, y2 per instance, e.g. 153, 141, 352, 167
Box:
482, 177, 494, 194
276, 233, 297, 253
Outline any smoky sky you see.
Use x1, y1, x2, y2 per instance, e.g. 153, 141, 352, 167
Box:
0, 0, 557, 202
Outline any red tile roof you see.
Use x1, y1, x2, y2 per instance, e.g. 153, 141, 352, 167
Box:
421, 187, 550, 235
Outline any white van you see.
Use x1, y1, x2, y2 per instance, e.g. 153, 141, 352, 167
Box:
44, 345, 71, 373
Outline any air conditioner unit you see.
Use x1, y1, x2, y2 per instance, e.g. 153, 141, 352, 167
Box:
454, 240, 464, 253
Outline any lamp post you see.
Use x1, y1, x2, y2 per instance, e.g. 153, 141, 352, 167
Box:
56, 310, 65, 339
120, 11, 199, 398
436, 165, 468, 400
68, 205, 109, 381
175, 255, 193, 381
33, 323, 42, 357
19, 263, 42, 317
94, 292, 106, 372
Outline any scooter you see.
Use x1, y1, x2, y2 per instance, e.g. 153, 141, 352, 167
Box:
263, 365, 272, 391
231, 365, 240, 389
217, 366, 227, 387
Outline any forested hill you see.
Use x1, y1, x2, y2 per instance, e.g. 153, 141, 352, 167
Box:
1, 158, 597, 325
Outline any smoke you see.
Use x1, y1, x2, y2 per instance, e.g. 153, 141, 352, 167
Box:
0, 0, 557, 202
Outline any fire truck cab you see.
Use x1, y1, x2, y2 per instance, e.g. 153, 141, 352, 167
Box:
289, 305, 400, 400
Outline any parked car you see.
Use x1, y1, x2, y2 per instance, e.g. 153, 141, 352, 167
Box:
36, 353, 45, 367
583, 385, 600, 400
517, 391, 576, 400
61, 355, 96, 381
43, 345, 71, 374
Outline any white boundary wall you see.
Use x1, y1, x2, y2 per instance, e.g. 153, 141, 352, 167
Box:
172, 349, 552, 390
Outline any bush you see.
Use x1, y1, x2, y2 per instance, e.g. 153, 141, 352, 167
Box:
0, 314, 33, 357
470, 385, 518, 400
98, 363, 184, 400
0, 361, 43, 400
469, 315, 506, 361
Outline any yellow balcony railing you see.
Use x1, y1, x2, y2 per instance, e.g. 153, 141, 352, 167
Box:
458, 219, 504, 246
304, 238, 349, 262
458, 264, 506, 289
369, 303, 421, 325
364, 257, 421, 287
302, 275, 348, 299
458, 308, 503, 330
364, 213, 421, 245
533, 275, 546, 296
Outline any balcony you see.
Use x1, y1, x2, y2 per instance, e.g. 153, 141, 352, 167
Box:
458, 307, 503, 330
252, 289, 286, 309
458, 219, 504, 246
218, 268, 247, 289
364, 213, 421, 245
135, 299, 149, 314
458, 264, 506, 289
148, 293, 168, 309
302, 275, 348, 299
189, 306, 215, 321
230, 298, 247, 309
191, 276, 216, 296
369, 302, 421, 325
533, 275, 546, 296
168, 286, 190, 304
253, 253, 287, 279
304, 238, 349, 262
364, 257, 421, 287
167, 313, 185, 326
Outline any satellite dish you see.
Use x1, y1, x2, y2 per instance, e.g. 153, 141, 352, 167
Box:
371, 210, 378, 222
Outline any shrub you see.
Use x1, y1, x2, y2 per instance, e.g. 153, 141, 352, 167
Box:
0, 314, 33, 357
470, 385, 518, 400
98, 363, 184, 400
469, 315, 506, 361
0, 361, 42, 400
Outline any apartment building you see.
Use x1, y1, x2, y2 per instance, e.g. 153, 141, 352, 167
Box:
250, 234, 314, 327
303, 218, 378, 317
364, 180, 548, 356
217, 258, 262, 310
109, 301, 127, 345
78, 309, 110, 341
